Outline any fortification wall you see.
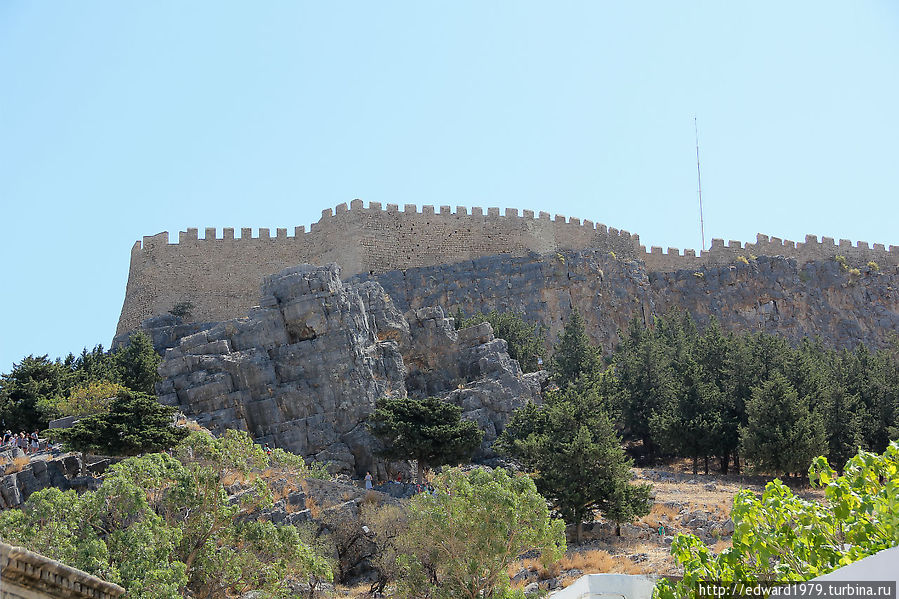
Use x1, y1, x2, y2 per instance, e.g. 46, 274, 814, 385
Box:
115, 200, 899, 335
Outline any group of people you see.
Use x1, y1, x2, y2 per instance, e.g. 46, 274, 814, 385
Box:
2, 430, 41, 454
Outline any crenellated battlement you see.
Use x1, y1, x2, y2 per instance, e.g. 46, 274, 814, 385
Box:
116, 201, 898, 335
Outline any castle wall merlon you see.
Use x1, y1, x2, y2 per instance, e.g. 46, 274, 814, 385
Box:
116, 202, 899, 336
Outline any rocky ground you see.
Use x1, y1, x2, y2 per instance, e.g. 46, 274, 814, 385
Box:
502, 462, 825, 596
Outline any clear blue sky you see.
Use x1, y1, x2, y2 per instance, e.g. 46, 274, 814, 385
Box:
1, 2, 898, 370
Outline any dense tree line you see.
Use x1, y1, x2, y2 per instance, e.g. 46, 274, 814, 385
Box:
0, 332, 161, 431
548, 309, 899, 476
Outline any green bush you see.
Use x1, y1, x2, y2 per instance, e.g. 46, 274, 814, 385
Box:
654, 442, 899, 598
397, 467, 565, 599
867, 261, 879, 272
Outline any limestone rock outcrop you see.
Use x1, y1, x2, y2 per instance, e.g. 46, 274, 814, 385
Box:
0, 453, 101, 510
154, 265, 543, 474
353, 251, 899, 353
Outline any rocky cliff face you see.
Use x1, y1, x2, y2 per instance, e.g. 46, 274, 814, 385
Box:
154, 265, 542, 475
351, 251, 899, 353
0, 451, 103, 510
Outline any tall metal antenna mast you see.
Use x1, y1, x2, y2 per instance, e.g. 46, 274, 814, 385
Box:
694, 116, 705, 251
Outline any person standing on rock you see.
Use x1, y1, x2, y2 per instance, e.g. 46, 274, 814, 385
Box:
365, 471, 373, 490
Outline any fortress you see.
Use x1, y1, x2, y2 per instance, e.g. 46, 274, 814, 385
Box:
116, 199, 899, 336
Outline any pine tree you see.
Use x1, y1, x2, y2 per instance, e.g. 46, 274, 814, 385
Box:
651, 359, 724, 475
550, 309, 599, 389
740, 372, 826, 476
496, 388, 652, 544
614, 317, 678, 458
114, 331, 161, 395
53, 389, 188, 455
366, 396, 483, 484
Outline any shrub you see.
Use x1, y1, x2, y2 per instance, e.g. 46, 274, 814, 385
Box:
654, 442, 899, 598
735, 256, 749, 265
868, 261, 879, 272
834, 255, 848, 270
848, 267, 861, 277
398, 467, 565, 599
168, 301, 194, 319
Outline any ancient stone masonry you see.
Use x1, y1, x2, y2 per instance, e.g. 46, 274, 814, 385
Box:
153, 265, 542, 474
0, 541, 124, 599
352, 251, 899, 354
116, 201, 898, 336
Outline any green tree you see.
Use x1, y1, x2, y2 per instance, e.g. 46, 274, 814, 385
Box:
817, 380, 865, 473
398, 467, 565, 599
655, 442, 899, 599
455, 310, 546, 373
496, 387, 652, 543
740, 372, 825, 476
0, 430, 333, 598
0, 355, 76, 431
114, 331, 161, 395
38, 379, 126, 420
53, 389, 188, 455
551, 309, 600, 388
614, 317, 678, 458
367, 396, 483, 484
651, 359, 724, 475
72, 345, 119, 386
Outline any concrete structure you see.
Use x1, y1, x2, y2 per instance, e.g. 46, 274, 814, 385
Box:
0, 541, 125, 599
116, 201, 899, 335
549, 573, 658, 599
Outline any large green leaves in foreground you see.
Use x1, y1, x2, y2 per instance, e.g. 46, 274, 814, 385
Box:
398, 467, 565, 599
655, 442, 899, 599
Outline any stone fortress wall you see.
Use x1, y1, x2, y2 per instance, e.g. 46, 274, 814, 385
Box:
116, 199, 899, 335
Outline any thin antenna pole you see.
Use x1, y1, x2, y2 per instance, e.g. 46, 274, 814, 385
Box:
694, 116, 705, 251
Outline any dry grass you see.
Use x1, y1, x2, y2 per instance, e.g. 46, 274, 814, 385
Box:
306, 497, 322, 519
639, 502, 681, 527
184, 419, 205, 432
221, 471, 244, 487
712, 539, 731, 553
361, 490, 382, 507
335, 582, 373, 598
3, 457, 30, 475
513, 549, 645, 583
